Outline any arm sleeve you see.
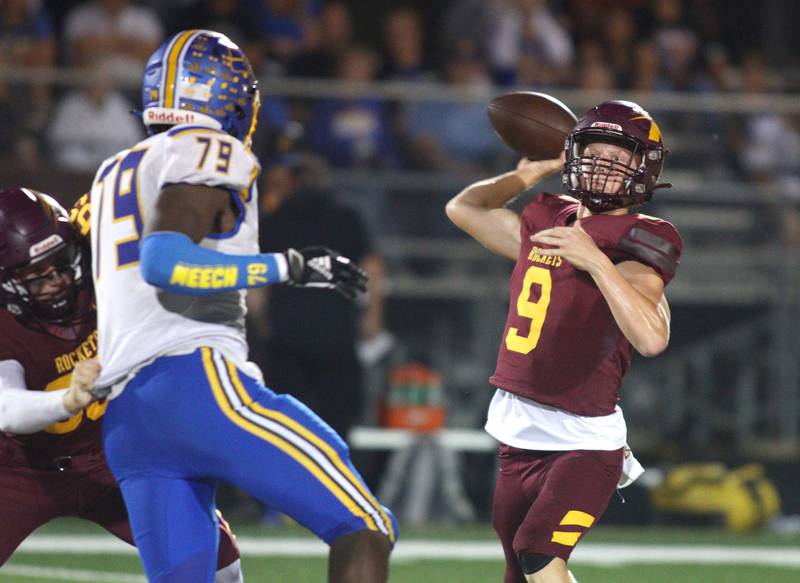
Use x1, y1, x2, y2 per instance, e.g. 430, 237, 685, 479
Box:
0, 360, 71, 434
140, 232, 289, 295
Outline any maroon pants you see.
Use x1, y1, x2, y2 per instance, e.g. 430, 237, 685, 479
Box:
0, 445, 239, 569
492, 445, 623, 583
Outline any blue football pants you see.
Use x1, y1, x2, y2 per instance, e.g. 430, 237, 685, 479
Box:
102, 347, 397, 583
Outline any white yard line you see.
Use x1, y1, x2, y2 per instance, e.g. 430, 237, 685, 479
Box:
11, 535, 800, 568
0, 564, 146, 582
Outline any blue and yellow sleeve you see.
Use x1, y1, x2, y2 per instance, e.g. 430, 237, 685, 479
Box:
140, 232, 287, 295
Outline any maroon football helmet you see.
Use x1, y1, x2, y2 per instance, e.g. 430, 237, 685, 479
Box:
563, 100, 670, 213
0, 188, 90, 327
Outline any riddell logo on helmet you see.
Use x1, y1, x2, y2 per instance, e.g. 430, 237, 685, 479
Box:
30, 234, 63, 258
144, 109, 197, 125
591, 122, 623, 131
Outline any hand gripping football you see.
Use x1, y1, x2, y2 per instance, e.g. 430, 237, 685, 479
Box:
487, 92, 578, 161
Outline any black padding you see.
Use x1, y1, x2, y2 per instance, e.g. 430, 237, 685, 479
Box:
627, 227, 679, 258
519, 552, 555, 575
618, 227, 678, 276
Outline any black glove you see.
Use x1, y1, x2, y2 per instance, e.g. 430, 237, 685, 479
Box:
285, 246, 368, 300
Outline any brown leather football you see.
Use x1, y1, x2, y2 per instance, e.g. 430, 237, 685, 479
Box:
487, 92, 578, 161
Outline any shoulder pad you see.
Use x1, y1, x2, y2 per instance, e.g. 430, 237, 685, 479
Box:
159, 129, 258, 193
532, 192, 579, 207
618, 218, 683, 284
69, 193, 91, 238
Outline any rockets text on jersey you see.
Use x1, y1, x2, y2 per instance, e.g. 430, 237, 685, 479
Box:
0, 308, 103, 457
490, 193, 683, 417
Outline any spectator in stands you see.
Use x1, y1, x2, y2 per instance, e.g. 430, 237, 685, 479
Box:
288, 1, 351, 78
0, 0, 55, 164
380, 7, 431, 81
166, 0, 273, 73
488, 0, 574, 86
651, 0, 702, 91
0, 0, 54, 70
404, 40, 500, 173
577, 57, 615, 91
46, 63, 144, 172
563, 0, 611, 46
601, 7, 637, 88
440, 0, 493, 67
248, 0, 320, 76
64, 0, 163, 76
307, 45, 395, 168
250, 152, 386, 440
631, 41, 666, 92
168, 0, 253, 47
703, 43, 737, 93
737, 52, 800, 193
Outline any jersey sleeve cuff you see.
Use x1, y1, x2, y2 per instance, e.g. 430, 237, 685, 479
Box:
274, 252, 289, 282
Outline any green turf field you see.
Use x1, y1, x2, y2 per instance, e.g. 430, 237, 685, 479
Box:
3, 520, 799, 583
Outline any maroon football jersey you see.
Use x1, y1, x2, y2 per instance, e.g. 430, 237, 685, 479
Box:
490, 193, 683, 416
0, 307, 104, 459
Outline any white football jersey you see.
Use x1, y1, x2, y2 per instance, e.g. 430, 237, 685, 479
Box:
90, 123, 261, 393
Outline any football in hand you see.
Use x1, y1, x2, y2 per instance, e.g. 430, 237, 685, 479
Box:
487, 92, 578, 161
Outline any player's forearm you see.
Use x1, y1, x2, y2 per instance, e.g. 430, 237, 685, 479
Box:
590, 258, 670, 357
447, 169, 534, 213
140, 232, 289, 295
446, 170, 537, 260
0, 388, 72, 434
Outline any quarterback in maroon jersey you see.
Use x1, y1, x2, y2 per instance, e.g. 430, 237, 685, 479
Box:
0, 188, 243, 582
447, 101, 683, 583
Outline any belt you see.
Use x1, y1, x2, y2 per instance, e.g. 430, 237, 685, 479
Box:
22, 451, 102, 472
23, 454, 74, 472
1, 439, 101, 472
50, 456, 73, 472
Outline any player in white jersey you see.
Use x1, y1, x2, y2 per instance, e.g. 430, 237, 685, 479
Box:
89, 30, 396, 583
91, 120, 261, 390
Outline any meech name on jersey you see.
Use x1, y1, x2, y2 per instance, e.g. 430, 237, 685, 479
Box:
168, 263, 270, 289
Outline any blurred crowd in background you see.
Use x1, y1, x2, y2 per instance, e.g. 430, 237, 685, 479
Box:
1, 0, 798, 189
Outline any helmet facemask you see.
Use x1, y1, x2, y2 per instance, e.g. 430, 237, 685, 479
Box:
564, 131, 649, 213
1, 241, 92, 333
564, 100, 670, 213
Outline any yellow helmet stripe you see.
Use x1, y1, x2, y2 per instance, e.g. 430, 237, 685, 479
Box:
163, 30, 197, 109
630, 115, 662, 142
648, 120, 662, 142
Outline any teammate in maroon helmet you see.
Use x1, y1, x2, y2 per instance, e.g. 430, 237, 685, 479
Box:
446, 101, 682, 583
0, 188, 244, 582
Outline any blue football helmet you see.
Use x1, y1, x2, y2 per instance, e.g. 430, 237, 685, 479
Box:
141, 30, 260, 147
